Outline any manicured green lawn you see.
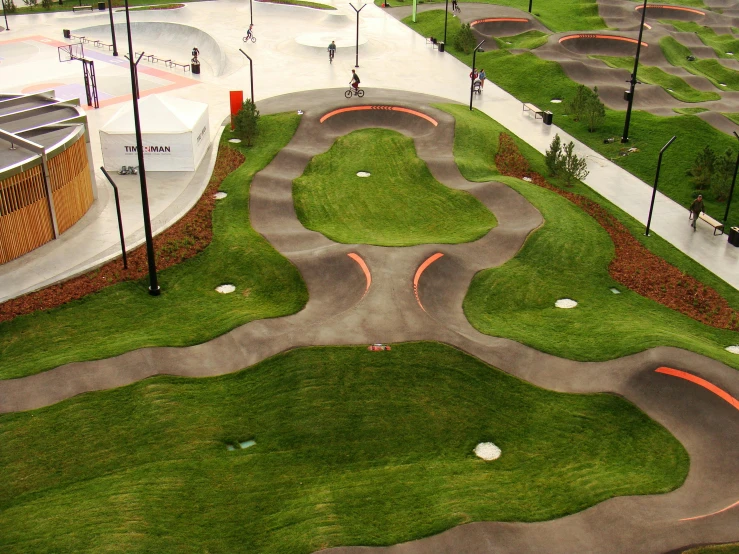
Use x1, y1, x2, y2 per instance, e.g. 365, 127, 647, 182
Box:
685, 545, 739, 554
381, 0, 606, 32
0, 114, 308, 381
432, 104, 739, 367
592, 55, 721, 102
6, 0, 198, 13
293, 128, 497, 246
398, 15, 739, 223
0, 342, 689, 553
496, 30, 548, 50
674, 107, 709, 115
663, 20, 739, 58
661, 36, 739, 91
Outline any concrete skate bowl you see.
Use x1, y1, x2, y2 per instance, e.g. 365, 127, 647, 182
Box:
558, 34, 647, 56
74, 22, 232, 76
319, 105, 439, 138
635, 4, 705, 21
470, 17, 534, 37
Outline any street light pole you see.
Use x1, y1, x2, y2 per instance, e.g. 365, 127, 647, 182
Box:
2, 0, 10, 32
621, 0, 648, 143
645, 135, 676, 237
724, 131, 739, 225
107, 0, 118, 56
124, 0, 160, 296
249, 0, 253, 26
239, 49, 255, 103
469, 40, 484, 111
443, 0, 449, 45
349, 2, 366, 68
528, 0, 532, 13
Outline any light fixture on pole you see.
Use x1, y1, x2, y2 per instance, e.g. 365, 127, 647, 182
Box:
723, 131, 739, 225
349, 2, 366, 68
107, 0, 118, 56
239, 49, 255, 103
469, 40, 484, 111
644, 135, 676, 237
123, 0, 160, 296
622, 0, 648, 143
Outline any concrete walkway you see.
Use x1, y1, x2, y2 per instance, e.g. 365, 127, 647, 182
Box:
0, 0, 738, 302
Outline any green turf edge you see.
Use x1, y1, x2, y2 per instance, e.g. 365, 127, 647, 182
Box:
0, 114, 308, 381
0, 342, 690, 553
684, 544, 739, 554
432, 104, 739, 368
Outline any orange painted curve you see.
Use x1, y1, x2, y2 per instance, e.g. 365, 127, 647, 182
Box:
655, 367, 739, 411
413, 253, 444, 312
320, 106, 438, 126
635, 4, 704, 16
680, 499, 739, 522
559, 34, 648, 47
470, 17, 529, 25
347, 253, 371, 298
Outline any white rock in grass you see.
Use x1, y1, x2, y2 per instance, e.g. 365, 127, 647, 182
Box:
726, 345, 739, 354
216, 284, 236, 294
475, 442, 501, 461
357, 171, 371, 177
555, 298, 578, 309
228, 138, 242, 143
213, 192, 227, 200
550, 98, 562, 104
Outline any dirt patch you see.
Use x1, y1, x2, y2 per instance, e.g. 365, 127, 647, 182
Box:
0, 145, 245, 324
495, 133, 739, 331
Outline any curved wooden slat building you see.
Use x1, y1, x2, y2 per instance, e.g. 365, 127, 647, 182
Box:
0, 91, 95, 265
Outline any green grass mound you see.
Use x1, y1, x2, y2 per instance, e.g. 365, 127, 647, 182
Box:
684, 544, 739, 554
664, 20, 739, 58
660, 36, 739, 90
592, 55, 720, 102
293, 128, 497, 246
674, 107, 709, 115
0, 114, 308, 381
430, 104, 739, 366
0, 343, 689, 553
496, 30, 548, 50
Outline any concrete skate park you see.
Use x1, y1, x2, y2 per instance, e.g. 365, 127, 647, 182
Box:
1, 0, 739, 553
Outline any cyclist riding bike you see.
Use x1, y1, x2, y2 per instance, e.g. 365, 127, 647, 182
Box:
246, 24, 254, 41
328, 40, 336, 62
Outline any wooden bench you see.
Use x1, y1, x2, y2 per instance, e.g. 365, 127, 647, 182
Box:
72, 5, 93, 11
522, 102, 544, 119
698, 212, 725, 235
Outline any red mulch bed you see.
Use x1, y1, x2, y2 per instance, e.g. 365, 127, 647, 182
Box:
0, 145, 244, 324
495, 133, 739, 331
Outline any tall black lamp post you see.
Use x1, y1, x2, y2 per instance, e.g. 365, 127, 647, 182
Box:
124, 0, 160, 296
107, 0, 118, 56
349, 2, 366, 68
724, 131, 739, 225
469, 40, 484, 111
622, 0, 648, 143
644, 135, 676, 237
249, 0, 253, 25
239, 49, 255, 103
443, 0, 449, 45
2, 0, 10, 32
528, 0, 532, 13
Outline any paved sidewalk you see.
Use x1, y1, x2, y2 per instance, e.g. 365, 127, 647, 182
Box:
0, 0, 737, 302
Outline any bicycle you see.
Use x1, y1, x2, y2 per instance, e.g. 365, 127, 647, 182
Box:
328, 48, 335, 63
242, 33, 256, 43
345, 85, 364, 98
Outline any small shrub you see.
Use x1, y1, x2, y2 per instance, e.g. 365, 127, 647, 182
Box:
233, 99, 260, 147
690, 145, 716, 190
545, 134, 562, 176
41, 0, 52, 9
583, 86, 606, 132
560, 141, 589, 185
454, 23, 476, 54
711, 148, 735, 201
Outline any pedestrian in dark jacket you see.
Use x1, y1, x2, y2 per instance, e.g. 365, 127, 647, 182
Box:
689, 194, 704, 231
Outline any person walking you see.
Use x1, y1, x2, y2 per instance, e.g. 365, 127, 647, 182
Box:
469, 68, 478, 81
452, 0, 458, 15
689, 194, 705, 231
478, 68, 486, 89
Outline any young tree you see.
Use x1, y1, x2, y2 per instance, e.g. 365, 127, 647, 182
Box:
711, 148, 735, 201
565, 84, 588, 122
545, 133, 563, 176
690, 145, 716, 190
41, 0, 52, 9
560, 141, 589, 185
454, 24, 476, 54
233, 99, 260, 147
583, 86, 606, 132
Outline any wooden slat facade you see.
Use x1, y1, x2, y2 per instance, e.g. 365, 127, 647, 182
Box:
0, 136, 93, 264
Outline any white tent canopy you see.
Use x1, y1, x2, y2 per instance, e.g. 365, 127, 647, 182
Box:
100, 95, 210, 172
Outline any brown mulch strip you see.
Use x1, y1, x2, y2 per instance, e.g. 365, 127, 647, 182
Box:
495, 133, 739, 331
0, 145, 244, 324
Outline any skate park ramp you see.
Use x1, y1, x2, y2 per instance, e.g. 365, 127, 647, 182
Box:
319, 105, 439, 138
73, 22, 234, 77
470, 17, 536, 37
558, 34, 648, 56
636, 4, 706, 21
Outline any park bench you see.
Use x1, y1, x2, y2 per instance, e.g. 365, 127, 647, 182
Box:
522, 102, 544, 120
698, 212, 725, 235
72, 5, 93, 11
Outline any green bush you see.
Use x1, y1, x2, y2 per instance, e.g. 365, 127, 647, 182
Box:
545, 133, 562, 176
41, 0, 52, 9
690, 145, 716, 190
711, 148, 735, 201
233, 99, 260, 147
454, 23, 476, 54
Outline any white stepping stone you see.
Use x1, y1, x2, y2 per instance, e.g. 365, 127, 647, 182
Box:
474, 442, 501, 461
216, 284, 236, 294
555, 298, 577, 309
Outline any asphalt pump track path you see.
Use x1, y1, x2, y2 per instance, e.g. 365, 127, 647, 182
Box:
1, 90, 738, 553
